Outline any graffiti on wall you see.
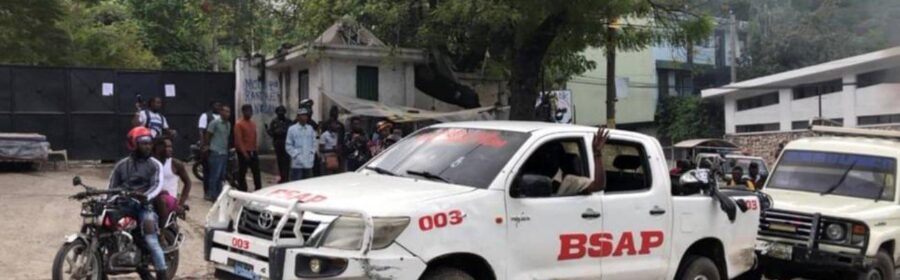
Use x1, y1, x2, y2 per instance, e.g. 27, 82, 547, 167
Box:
243, 79, 280, 114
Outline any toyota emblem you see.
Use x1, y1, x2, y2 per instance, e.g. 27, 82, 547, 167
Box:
257, 210, 274, 229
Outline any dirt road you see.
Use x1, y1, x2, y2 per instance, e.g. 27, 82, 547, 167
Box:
0, 166, 230, 279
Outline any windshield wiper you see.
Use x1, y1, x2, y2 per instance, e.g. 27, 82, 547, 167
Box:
821, 161, 857, 196
364, 166, 398, 177
406, 170, 452, 184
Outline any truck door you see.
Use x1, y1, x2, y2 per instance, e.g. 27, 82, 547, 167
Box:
599, 137, 672, 279
505, 134, 604, 279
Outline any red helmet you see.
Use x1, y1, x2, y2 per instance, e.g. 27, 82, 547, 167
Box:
127, 127, 153, 151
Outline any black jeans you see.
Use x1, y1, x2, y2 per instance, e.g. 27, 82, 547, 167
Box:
237, 152, 262, 192
273, 139, 290, 183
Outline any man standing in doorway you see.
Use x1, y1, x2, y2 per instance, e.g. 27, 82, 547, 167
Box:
286, 108, 316, 181
267, 106, 291, 183
203, 106, 231, 201
134, 97, 174, 139
234, 105, 262, 192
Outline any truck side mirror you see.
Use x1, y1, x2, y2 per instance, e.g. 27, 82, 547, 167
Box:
514, 174, 553, 198
72, 176, 82, 187
677, 170, 710, 195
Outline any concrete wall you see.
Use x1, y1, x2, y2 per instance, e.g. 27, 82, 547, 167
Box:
566, 47, 657, 126
727, 125, 900, 166
235, 58, 281, 152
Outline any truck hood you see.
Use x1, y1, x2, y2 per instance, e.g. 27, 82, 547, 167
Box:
766, 188, 896, 221
251, 172, 475, 213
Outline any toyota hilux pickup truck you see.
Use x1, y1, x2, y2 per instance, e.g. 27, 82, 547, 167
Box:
205, 121, 761, 280
755, 127, 900, 280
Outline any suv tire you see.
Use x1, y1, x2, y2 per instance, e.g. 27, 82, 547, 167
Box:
421, 267, 474, 280
857, 250, 894, 280
678, 255, 721, 280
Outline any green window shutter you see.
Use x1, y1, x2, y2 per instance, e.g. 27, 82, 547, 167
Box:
356, 66, 379, 101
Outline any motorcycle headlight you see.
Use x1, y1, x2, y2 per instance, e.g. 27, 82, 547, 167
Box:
825, 223, 846, 241
321, 216, 410, 250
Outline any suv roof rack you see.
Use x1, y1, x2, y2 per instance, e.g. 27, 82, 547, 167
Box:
810, 125, 900, 139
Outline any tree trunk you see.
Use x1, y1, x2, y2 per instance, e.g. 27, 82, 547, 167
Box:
508, 11, 568, 121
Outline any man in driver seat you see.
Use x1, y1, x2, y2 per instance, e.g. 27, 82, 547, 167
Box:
524, 127, 610, 196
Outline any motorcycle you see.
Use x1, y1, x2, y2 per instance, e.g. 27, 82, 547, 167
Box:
52, 176, 185, 280
188, 143, 239, 187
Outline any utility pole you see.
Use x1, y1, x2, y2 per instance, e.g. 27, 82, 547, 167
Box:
606, 18, 619, 128
729, 11, 738, 83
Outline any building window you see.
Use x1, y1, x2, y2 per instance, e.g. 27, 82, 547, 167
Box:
792, 118, 842, 130
792, 79, 843, 100
298, 70, 309, 101
857, 67, 900, 88
736, 92, 779, 111
356, 66, 379, 101
736, 123, 780, 133
858, 113, 900, 126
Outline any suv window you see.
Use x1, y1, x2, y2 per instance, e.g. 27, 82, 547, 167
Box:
602, 141, 652, 193
514, 138, 589, 197
768, 150, 897, 200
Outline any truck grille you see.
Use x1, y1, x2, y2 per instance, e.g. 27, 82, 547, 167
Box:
758, 209, 817, 246
237, 207, 320, 241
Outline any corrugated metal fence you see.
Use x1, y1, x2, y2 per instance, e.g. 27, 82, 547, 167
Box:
0, 65, 234, 161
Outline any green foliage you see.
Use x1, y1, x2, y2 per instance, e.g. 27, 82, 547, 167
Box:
60, 1, 160, 69
0, 0, 70, 65
736, 0, 900, 80
656, 95, 723, 143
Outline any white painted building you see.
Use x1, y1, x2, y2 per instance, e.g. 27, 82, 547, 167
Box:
702, 47, 900, 135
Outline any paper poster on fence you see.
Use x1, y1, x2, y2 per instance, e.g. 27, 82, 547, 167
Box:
535, 90, 573, 124
101, 83, 114, 96
164, 84, 176, 97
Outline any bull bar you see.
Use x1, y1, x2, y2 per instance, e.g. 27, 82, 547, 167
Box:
206, 185, 377, 254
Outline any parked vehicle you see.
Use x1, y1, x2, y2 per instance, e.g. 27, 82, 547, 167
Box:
205, 121, 762, 280
755, 126, 900, 280
188, 144, 239, 187
52, 176, 185, 280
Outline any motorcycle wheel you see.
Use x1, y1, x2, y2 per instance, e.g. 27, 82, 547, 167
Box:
52, 240, 103, 280
192, 161, 204, 181
161, 229, 180, 280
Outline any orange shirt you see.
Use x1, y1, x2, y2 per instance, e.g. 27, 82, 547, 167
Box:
234, 119, 258, 153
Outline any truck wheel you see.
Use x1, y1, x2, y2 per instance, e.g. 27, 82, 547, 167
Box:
678, 255, 721, 280
420, 267, 474, 280
857, 250, 894, 280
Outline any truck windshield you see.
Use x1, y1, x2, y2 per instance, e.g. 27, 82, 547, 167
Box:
768, 150, 897, 200
366, 127, 529, 189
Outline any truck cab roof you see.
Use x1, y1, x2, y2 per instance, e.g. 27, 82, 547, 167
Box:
785, 136, 900, 158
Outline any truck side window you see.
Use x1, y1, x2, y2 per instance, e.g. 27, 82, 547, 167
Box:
601, 141, 652, 193
513, 138, 590, 198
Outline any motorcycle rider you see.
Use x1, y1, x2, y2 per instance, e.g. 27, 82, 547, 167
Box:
109, 127, 168, 280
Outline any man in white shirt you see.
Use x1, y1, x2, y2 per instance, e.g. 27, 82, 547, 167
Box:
197, 101, 222, 141
286, 108, 317, 181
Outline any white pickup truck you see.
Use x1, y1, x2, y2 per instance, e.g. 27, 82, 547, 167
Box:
205, 121, 761, 280
755, 127, 900, 280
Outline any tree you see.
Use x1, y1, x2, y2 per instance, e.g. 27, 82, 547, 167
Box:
0, 0, 70, 65
59, 0, 160, 69
656, 95, 723, 144
736, 0, 900, 80
273, 0, 712, 120
125, 0, 211, 70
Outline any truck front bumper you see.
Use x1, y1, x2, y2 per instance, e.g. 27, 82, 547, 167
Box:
205, 229, 428, 280
756, 240, 870, 277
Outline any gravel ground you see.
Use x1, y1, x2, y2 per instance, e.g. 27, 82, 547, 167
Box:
0, 165, 277, 280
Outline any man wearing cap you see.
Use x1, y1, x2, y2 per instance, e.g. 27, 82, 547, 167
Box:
286, 108, 317, 181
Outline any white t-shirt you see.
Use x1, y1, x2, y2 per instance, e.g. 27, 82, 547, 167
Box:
162, 158, 179, 198
198, 112, 220, 129
320, 131, 338, 151
137, 110, 169, 138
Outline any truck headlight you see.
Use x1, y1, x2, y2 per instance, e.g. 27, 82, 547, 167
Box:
825, 223, 846, 241
321, 216, 410, 250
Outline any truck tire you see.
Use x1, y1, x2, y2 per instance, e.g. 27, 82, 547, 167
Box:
857, 250, 894, 280
420, 267, 475, 280
678, 255, 721, 280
